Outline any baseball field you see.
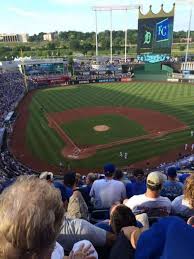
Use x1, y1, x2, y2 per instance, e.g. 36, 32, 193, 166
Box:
10, 82, 194, 172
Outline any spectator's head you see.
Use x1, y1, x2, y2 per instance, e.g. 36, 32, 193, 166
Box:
39, 171, 53, 184
146, 171, 164, 194
75, 173, 84, 187
133, 169, 145, 181
82, 175, 86, 184
110, 204, 137, 235
0, 176, 64, 258
104, 163, 115, 177
64, 172, 76, 188
113, 169, 124, 181
184, 174, 194, 209
167, 167, 177, 180
179, 173, 190, 184
86, 173, 97, 185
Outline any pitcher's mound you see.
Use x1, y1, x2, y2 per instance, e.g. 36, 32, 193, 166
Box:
93, 125, 110, 132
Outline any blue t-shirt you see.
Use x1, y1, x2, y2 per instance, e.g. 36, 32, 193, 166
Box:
53, 181, 73, 202
135, 216, 194, 259
126, 181, 146, 198
161, 180, 183, 199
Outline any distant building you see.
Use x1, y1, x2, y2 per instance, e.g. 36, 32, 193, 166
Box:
43, 33, 57, 42
18, 33, 29, 43
0, 33, 29, 43
180, 38, 192, 43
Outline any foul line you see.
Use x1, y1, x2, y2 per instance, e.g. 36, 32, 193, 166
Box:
46, 114, 78, 149
94, 126, 189, 150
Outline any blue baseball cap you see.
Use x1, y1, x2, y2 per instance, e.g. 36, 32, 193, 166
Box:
104, 163, 115, 174
167, 167, 177, 177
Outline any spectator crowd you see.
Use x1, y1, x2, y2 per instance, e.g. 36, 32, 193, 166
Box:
0, 72, 25, 127
0, 71, 37, 189
0, 163, 193, 259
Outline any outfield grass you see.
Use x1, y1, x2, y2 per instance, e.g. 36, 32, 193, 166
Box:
26, 82, 194, 169
61, 114, 146, 146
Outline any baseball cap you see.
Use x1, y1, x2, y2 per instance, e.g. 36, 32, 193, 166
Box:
104, 163, 115, 174
146, 171, 164, 187
167, 167, 177, 177
39, 171, 54, 181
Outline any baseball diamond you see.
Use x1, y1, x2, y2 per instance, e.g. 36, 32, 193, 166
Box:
10, 82, 194, 172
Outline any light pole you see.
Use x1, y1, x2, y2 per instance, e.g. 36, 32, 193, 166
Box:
125, 8, 128, 63
92, 5, 141, 63
176, 0, 193, 71
95, 10, 98, 60
185, 5, 193, 70
110, 9, 113, 63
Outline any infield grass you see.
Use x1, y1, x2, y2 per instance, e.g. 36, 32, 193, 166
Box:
61, 114, 146, 146
26, 82, 194, 169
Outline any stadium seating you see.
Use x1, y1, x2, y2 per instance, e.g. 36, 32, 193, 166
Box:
0, 72, 37, 185
0, 72, 25, 127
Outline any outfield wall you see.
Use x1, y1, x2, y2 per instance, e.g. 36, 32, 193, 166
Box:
70, 77, 132, 85
134, 72, 168, 81
134, 62, 169, 81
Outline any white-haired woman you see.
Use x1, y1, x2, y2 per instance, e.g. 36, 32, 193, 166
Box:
0, 176, 97, 259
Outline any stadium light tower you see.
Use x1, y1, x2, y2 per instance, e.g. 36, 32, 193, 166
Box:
176, 0, 193, 70
92, 5, 141, 63
185, 1, 193, 70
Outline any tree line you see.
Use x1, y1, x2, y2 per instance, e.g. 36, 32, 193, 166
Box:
0, 30, 193, 61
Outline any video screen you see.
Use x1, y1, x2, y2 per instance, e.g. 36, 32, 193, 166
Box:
24, 63, 65, 75
137, 16, 174, 54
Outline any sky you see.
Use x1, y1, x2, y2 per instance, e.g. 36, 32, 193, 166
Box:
0, 0, 193, 35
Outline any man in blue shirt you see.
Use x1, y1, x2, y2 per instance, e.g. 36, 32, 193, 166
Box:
161, 167, 183, 200
53, 172, 75, 203
79, 172, 97, 207
126, 169, 146, 198
53, 181, 73, 202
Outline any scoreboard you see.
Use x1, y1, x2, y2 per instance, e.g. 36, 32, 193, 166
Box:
137, 5, 175, 56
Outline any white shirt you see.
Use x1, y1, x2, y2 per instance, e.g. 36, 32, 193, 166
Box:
124, 193, 172, 216
51, 242, 64, 259
90, 179, 126, 209
172, 195, 194, 217
59, 218, 106, 252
